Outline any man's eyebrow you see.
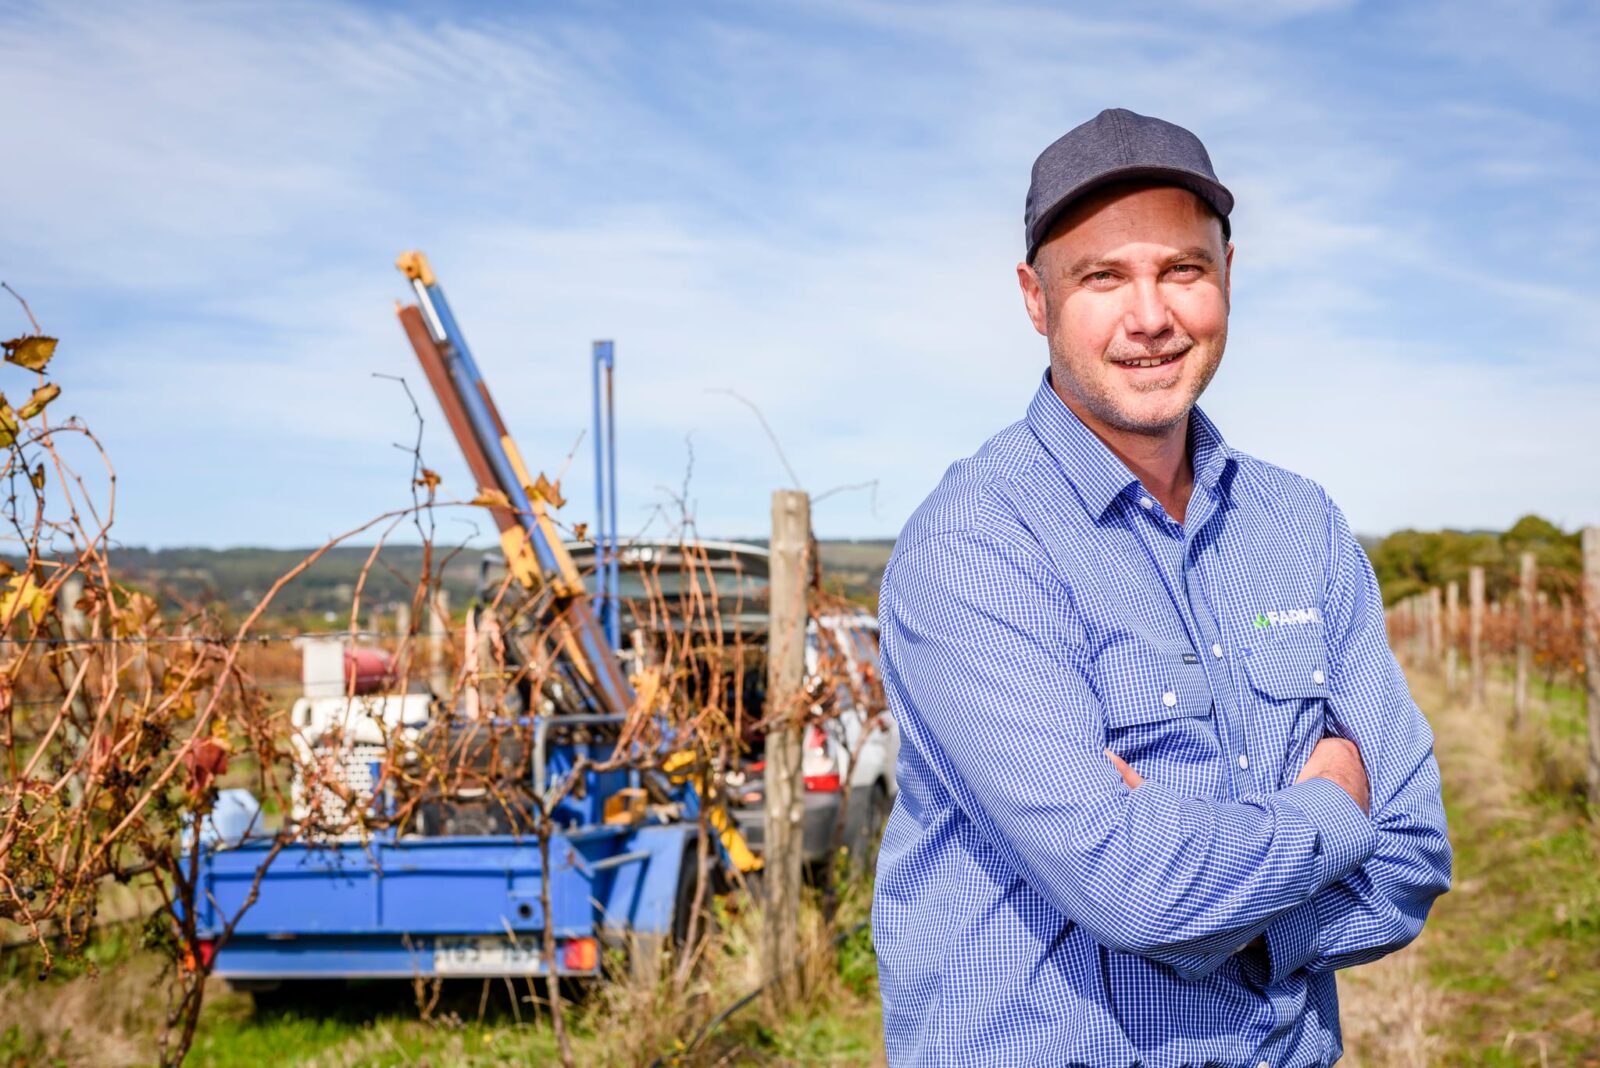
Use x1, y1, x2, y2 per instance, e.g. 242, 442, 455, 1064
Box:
1060, 254, 1129, 278
1055, 247, 1217, 279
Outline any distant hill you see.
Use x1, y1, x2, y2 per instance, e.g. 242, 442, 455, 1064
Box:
128, 520, 1546, 619
102, 539, 899, 621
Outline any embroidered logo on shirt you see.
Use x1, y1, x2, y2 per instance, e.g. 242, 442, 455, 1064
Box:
1254, 607, 1322, 628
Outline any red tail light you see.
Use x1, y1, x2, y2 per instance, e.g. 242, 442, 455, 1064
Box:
561, 936, 598, 972
185, 938, 217, 971
804, 773, 842, 793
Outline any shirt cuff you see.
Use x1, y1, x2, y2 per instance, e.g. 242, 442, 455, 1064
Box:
1274, 776, 1377, 888
1261, 898, 1320, 983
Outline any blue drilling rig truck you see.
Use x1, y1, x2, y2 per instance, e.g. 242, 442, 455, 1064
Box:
185, 252, 765, 987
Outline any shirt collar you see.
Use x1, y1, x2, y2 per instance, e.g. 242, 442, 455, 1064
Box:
1025, 370, 1235, 520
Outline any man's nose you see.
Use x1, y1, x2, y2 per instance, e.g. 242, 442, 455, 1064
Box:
1122, 278, 1174, 340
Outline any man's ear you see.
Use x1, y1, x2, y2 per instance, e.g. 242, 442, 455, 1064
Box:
1017, 260, 1049, 337
1224, 241, 1234, 307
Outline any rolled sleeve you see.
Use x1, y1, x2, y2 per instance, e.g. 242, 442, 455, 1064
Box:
1283, 498, 1452, 976
1274, 776, 1379, 887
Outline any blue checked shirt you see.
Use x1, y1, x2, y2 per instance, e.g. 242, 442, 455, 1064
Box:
873, 374, 1450, 1067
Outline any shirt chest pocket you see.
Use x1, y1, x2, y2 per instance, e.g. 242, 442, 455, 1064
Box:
1241, 637, 1331, 777
1094, 643, 1218, 769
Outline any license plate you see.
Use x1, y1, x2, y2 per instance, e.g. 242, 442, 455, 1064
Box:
433, 936, 548, 976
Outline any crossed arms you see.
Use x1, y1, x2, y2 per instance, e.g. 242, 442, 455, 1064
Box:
880, 506, 1451, 983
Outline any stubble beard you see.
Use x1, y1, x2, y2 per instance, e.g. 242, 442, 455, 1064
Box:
1047, 326, 1225, 438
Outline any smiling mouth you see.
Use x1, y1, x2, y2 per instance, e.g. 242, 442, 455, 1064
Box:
1113, 350, 1187, 370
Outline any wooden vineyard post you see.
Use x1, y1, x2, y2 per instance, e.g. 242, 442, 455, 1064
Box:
1515, 551, 1536, 729
1469, 566, 1486, 710
1440, 588, 1452, 671
1445, 581, 1461, 695
1583, 528, 1600, 806
429, 588, 450, 697
762, 489, 811, 1008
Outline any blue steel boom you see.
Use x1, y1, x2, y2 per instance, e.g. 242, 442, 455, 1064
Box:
395, 251, 631, 716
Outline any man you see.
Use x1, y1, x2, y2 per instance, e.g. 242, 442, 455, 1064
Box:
872, 108, 1451, 1066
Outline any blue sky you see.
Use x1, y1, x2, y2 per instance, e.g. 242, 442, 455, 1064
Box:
3, 0, 1597, 548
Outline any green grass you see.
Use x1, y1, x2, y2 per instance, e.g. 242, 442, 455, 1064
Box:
1417, 676, 1600, 1063
0, 890, 885, 1067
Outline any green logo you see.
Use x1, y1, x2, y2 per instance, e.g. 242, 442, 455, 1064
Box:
1253, 613, 1271, 629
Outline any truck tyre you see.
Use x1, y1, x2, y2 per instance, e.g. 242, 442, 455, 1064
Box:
672, 840, 706, 949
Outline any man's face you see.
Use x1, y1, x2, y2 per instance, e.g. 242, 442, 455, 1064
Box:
1019, 184, 1232, 438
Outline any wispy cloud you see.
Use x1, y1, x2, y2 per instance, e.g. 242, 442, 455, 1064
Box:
2, 0, 1596, 546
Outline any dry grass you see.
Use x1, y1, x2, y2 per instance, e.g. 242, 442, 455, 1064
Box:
0, 939, 169, 1066
1339, 659, 1600, 1066
0, 877, 885, 1068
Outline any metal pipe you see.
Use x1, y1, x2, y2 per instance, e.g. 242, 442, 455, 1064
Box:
532, 713, 628, 796
604, 348, 620, 650
592, 341, 610, 646
588, 849, 651, 873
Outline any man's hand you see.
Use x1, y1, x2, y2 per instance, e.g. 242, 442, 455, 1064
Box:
1296, 737, 1370, 815
1105, 749, 1143, 789
1108, 738, 1369, 817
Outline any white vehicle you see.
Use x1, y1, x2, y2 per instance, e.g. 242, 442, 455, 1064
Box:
563, 540, 900, 868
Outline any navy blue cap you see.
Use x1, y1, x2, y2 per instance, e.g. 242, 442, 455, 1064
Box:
1025, 108, 1234, 262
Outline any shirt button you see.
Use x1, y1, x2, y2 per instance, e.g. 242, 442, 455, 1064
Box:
1258, 1062, 1271, 1068
1238, 754, 1249, 770
1312, 669, 1325, 685
1139, 496, 1154, 509
1162, 691, 1177, 708
1211, 643, 1223, 659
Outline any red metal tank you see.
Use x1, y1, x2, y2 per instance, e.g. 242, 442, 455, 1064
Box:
343, 648, 396, 695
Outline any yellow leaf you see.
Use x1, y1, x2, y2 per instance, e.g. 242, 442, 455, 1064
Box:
171, 690, 196, 720
529, 472, 566, 508
470, 487, 511, 509
2, 336, 57, 372
0, 574, 47, 625
28, 463, 44, 491
17, 383, 58, 420
0, 398, 16, 448
113, 590, 160, 637
415, 467, 441, 490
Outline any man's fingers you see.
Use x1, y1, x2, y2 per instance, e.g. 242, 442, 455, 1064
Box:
1104, 748, 1143, 789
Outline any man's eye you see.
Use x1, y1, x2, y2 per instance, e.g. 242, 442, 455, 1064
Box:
1168, 264, 1202, 277
1086, 271, 1116, 283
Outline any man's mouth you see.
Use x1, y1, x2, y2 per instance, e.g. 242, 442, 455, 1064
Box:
1112, 349, 1187, 370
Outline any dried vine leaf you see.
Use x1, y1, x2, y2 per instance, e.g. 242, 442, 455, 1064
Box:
529, 473, 566, 508
470, 487, 511, 509
415, 467, 441, 490
113, 590, 160, 638
181, 736, 231, 798
0, 397, 16, 447
2, 335, 57, 371
17, 382, 60, 419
